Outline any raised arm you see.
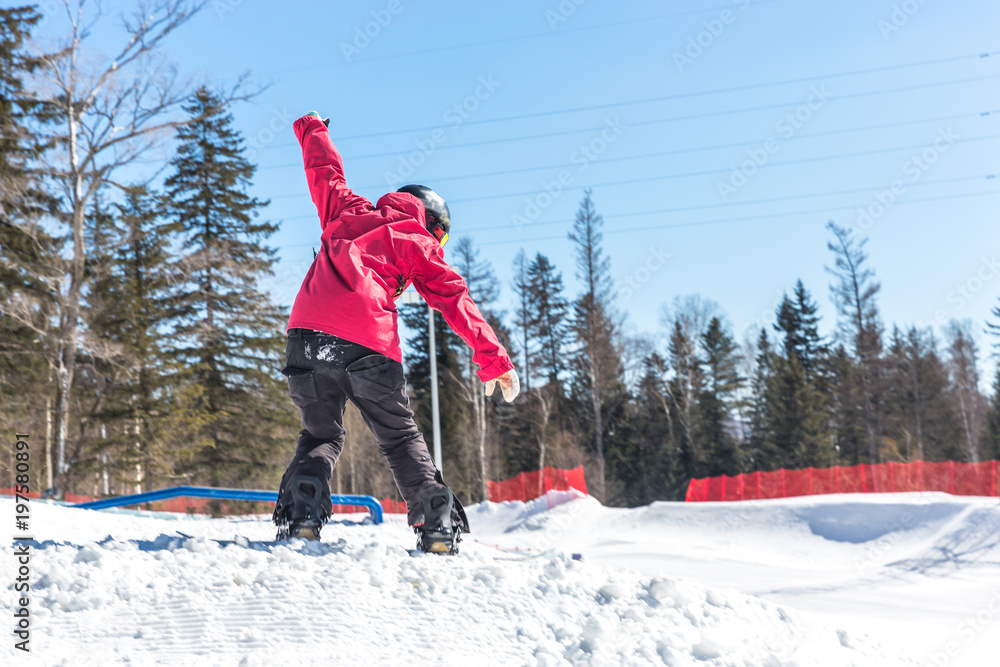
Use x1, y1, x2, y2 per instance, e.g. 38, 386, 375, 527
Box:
409, 239, 515, 383
293, 114, 370, 229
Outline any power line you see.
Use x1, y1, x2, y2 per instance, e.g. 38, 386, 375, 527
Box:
258, 71, 1000, 174
268, 134, 1000, 223
254, 49, 998, 155
264, 0, 796, 74
260, 109, 998, 196
475, 189, 1000, 246
462, 174, 996, 233
328, 53, 1000, 140
272, 175, 997, 250
446, 133, 1000, 203
385, 112, 1000, 187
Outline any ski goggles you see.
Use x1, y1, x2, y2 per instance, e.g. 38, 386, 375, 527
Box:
431, 222, 449, 248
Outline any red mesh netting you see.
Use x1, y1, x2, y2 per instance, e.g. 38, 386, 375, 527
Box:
811, 467, 839, 495
685, 460, 1000, 502
723, 474, 744, 501
758, 470, 786, 499
486, 466, 588, 503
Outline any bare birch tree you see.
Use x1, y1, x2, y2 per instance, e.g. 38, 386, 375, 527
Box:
31, 0, 255, 497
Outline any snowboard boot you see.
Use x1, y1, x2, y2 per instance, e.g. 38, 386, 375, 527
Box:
413, 488, 463, 555
275, 474, 327, 541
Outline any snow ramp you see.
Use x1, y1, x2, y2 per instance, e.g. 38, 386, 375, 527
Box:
1, 497, 910, 666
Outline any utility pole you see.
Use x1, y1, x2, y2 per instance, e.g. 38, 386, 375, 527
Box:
400, 290, 443, 471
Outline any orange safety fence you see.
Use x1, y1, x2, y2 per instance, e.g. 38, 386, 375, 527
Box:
486, 465, 588, 503
685, 460, 1000, 502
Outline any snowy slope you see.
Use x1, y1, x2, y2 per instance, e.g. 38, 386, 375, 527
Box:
471, 492, 1000, 666
5, 493, 993, 666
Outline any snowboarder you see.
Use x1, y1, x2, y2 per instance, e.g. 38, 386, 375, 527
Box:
274, 112, 519, 553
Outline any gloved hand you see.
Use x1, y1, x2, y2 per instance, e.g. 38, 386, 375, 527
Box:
484, 369, 520, 402
304, 110, 330, 127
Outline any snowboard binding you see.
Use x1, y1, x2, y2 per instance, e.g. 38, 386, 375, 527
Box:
275, 474, 327, 541
413, 488, 466, 555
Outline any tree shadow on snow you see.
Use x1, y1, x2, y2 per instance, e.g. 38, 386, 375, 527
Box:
887, 507, 1000, 576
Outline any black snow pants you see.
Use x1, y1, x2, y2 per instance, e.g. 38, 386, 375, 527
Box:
274, 329, 448, 527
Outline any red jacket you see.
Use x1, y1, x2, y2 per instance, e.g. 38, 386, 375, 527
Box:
287, 116, 513, 382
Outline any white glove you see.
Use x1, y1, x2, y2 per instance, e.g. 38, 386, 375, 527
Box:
484, 369, 520, 403
305, 110, 330, 127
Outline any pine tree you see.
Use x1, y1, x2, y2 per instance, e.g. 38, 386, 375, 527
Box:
567, 190, 622, 499
526, 253, 569, 387
608, 353, 682, 504
746, 329, 776, 470
765, 352, 833, 469
165, 87, 293, 489
981, 367, 1000, 460
695, 317, 743, 476
945, 321, 986, 463
766, 282, 833, 469
793, 281, 827, 376
0, 5, 45, 217
0, 5, 60, 489
524, 252, 570, 479
882, 327, 961, 462
829, 345, 867, 465
774, 281, 828, 379
826, 222, 883, 463
883, 327, 927, 461
88, 185, 182, 491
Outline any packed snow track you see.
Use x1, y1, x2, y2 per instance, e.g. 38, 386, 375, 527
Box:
6, 491, 998, 665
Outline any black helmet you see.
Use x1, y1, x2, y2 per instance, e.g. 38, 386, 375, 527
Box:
397, 184, 450, 246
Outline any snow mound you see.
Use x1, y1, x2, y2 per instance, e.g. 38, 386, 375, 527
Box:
1, 497, 910, 666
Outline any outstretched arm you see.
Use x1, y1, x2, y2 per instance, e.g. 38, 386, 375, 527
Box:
293, 113, 369, 230
410, 239, 515, 385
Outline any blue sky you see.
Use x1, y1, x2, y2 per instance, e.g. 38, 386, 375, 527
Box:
26, 0, 1000, 363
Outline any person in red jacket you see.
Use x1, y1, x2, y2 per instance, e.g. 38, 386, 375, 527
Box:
274, 112, 519, 553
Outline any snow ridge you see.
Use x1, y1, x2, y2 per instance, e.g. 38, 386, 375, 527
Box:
3, 496, 914, 666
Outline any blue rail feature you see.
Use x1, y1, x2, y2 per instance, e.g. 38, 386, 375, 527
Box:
72, 486, 383, 524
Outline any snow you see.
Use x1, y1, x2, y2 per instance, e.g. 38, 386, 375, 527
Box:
4, 491, 998, 666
